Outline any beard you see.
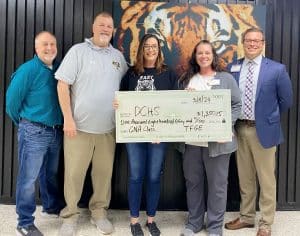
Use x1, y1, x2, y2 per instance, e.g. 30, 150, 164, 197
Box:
97, 34, 112, 47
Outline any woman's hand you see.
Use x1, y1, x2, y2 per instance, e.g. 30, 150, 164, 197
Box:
151, 141, 160, 144
185, 87, 196, 91
113, 98, 119, 110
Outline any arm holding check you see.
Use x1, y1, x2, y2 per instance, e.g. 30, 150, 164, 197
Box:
114, 34, 179, 228
176, 40, 241, 235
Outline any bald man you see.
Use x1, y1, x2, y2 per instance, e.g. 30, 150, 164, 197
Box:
6, 31, 63, 236
56, 12, 127, 236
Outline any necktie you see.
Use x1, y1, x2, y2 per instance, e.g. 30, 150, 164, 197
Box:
244, 61, 254, 119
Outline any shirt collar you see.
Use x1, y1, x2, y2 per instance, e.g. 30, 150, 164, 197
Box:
34, 54, 59, 70
85, 38, 112, 53
244, 55, 262, 66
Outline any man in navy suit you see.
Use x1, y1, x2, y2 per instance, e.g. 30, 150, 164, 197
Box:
224, 28, 293, 236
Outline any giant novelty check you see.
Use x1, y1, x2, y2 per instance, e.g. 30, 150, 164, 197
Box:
115, 90, 232, 143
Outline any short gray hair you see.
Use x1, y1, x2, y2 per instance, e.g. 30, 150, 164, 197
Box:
34, 31, 56, 45
93, 12, 113, 23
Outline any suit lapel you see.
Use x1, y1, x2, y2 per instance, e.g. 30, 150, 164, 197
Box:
256, 57, 267, 100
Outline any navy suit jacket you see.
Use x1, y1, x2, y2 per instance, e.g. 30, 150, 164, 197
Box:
229, 57, 293, 148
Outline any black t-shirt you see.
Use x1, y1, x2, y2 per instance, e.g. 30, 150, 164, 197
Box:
120, 67, 178, 91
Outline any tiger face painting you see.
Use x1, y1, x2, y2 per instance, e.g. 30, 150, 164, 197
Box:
114, 1, 265, 74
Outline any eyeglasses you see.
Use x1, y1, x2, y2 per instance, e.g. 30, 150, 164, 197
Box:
244, 39, 264, 44
143, 45, 159, 51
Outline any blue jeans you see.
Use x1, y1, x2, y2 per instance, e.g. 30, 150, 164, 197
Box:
126, 142, 167, 218
16, 119, 63, 227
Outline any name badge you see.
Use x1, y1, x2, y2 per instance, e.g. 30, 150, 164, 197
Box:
209, 79, 220, 86
231, 64, 241, 72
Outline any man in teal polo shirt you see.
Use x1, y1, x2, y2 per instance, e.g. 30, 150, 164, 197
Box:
6, 31, 63, 236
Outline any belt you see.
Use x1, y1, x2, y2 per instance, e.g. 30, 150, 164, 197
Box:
21, 118, 62, 129
237, 119, 256, 126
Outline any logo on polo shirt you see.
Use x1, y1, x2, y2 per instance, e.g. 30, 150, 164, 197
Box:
112, 60, 121, 70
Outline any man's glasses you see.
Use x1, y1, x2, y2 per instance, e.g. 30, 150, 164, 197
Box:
244, 39, 264, 44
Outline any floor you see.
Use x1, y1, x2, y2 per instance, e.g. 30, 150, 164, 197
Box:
0, 205, 299, 236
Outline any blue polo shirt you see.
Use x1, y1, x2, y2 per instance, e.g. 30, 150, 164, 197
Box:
6, 55, 63, 126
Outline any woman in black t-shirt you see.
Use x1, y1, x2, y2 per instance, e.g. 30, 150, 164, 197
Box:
116, 34, 177, 236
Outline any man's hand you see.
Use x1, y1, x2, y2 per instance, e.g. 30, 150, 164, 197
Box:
64, 118, 77, 138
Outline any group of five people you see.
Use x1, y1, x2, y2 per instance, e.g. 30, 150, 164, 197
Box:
6, 11, 293, 236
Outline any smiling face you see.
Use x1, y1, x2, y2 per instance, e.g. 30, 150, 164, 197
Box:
143, 37, 159, 67
195, 43, 214, 70
243, 31, 264, 60
92, 15, 114, 48
35, 32, 57, 66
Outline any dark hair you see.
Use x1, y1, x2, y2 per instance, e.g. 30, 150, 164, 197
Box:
242, 27, 265, 43
179, 40, 224, 87
133, 33, 166, 75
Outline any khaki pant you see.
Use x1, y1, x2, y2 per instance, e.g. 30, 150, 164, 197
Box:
236, 123, 276, 230
60, 130, 115, 220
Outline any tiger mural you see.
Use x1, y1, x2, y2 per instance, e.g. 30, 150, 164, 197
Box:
114, 1, 265, 74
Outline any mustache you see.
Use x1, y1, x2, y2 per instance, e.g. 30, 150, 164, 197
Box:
99, 33, 111, 36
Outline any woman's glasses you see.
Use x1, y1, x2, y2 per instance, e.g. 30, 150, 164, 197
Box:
143, 45, 159, 51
